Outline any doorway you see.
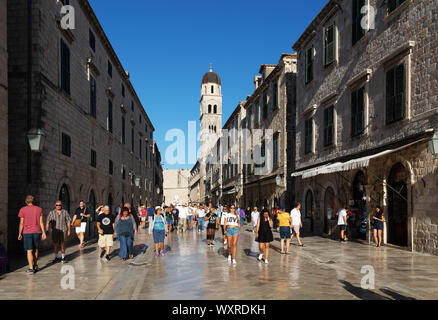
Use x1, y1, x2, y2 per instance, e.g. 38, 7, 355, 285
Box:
387, 163, 408, 246
305, 190, 314, 233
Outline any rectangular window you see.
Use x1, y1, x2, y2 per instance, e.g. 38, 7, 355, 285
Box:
255, 141, 266, 168
351, 87, 365, 136
272, 82, 278, 110
61, 0, 70, 5
387, 0, 406, 14
109, 160, 113, 175
89, 29, 96, 52
131, 100, 134, 112
122, 84, 125, 97
323, 24, 336, 66
122, 165, 126, 180
305, 118, 313, 154
273, 134, 279, 167
107, 100, 113, 133
352, 0, 366, 45
60, 39, 70, 95
90, 75, 97, 118
263, 93, 268, 119
131, 128, 135, 153
139, 139, 142, 159
305, 47, 314, 84
324, 105, 335, 146
247, 111, 252, 131
254, 104, 260, 127
386, 63, 405, 124
108, 60, 112, 78
61, 133, 71, 157
91, 149, 97, 168
122, 117, 126, 144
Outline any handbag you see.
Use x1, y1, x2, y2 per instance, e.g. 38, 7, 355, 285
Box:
74, 207, 87, 227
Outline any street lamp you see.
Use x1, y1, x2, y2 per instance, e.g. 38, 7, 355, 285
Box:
216, 190, 219, 196
429, 132, 438, 155
27, 129, 46, 152
135, 177, 141, 188
276, 175, 281, 186
156, 187, 160, 194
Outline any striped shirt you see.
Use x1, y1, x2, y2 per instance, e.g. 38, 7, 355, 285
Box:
47, 209, 71, 232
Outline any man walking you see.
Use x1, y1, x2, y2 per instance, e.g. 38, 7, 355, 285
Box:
178, 204, 188, 232
338, 204, 348, 242
197, 204, 206, 233
97, 206, 116, 261
290, 203, 304, 247
72, 200, 91, 249
46, 200, 71, 263
147, 205, 154, 227
18, 195, 47, 274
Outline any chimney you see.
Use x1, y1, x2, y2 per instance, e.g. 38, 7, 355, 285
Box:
254, 75, 262, 90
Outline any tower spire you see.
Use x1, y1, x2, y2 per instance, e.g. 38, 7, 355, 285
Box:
209, 62, 213, 72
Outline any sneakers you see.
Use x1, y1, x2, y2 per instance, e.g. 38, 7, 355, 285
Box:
26, 269, 35, 274
258, 254, 263, 261
228, 255, 232, 261
160, 250, 165, 256
155, 252, 159, 257
100, 251, 105, 259
224, 240, 227, 245
264, 259, 269, 264
61, 257, 66, 263
105, 255, 111, 261
33, 264, 39, 272
232, 259, 237, 265
52, 257, 60, 264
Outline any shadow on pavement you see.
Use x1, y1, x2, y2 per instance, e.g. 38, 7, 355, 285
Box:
243, 249, 259, 258
339, 280, 390, 300
380, 287, 416, 300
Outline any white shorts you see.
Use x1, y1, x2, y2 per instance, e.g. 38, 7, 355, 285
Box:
141, 217, 146, 222
75, 222, 87, 233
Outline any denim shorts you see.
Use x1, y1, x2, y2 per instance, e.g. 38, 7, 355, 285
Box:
188, 215, 193, 223
226, 227, 239, 237
279, 226, 291, 239
339, 225, 346, 231
153, 229, 165, 243
23, 233, 41, 251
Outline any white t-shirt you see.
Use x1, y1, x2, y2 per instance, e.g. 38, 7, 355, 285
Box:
188, 207, 194, 216
220, 212, 228, 225
226, 213, 239, 227
179, 206, 188, 219
251, 211, 260, 226
290, 208, 301, 226
337, 209, 347, 225
197, 209, 205, 218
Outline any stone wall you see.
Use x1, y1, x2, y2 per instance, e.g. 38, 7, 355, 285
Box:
163, 169, 190, 205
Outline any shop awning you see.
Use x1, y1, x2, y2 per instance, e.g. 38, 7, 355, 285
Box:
292, 138, 428, 179
222, 187, 236, 195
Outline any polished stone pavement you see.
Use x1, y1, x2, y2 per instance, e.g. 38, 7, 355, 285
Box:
1, 224, 437, 300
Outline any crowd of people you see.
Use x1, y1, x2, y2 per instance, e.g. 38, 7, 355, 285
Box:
16, 194, 385, 274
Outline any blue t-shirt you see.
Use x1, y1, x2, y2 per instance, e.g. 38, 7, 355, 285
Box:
153, 215, 165, 231
147, 208, 154, 217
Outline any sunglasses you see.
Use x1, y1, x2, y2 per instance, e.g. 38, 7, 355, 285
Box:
56, 204, 62, 206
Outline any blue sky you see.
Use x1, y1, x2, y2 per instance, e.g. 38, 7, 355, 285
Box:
89, 0, 326, 169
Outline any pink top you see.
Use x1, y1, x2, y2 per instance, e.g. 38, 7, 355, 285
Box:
18, 205, 43, 234
141, 209, 147, 217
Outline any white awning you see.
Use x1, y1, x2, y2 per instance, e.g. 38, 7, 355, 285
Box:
222, 187, 236, 195
292, 138, 428, 179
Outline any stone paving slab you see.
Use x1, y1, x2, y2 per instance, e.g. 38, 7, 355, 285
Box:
0, 224, 437, 300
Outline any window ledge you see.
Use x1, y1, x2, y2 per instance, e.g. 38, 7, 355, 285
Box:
302, 104, 317, 117
384, 0, 412, 24
347, 69, 372, 88
380, 41, 415, 68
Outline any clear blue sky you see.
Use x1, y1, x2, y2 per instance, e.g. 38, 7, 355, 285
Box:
89, 0, 326, 169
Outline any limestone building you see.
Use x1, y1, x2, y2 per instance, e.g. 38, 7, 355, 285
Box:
0, 0, 8, 249
292, 0, 438, 254
163, 169, 190, 206
7, 0, 162, 252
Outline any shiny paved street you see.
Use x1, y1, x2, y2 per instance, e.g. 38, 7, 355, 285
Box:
1, 223, 438, 300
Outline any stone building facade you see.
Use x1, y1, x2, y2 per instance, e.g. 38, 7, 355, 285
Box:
163, 169, 190, 206
189, 161, 201, 203
0, 0, 8, 249
241, 54, 297, 211
292, 0, 438, 254
7, 0, 162, 252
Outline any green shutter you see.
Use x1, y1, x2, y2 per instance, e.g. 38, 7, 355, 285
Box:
395, 64, 405, 120
324, 25, 335, 66
357, 87, 365, 134
386, 68, 395, 124
351, 91, 357, 136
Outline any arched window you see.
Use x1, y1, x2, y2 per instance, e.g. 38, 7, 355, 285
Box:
89, 190, 96, 221
214, 105, 217, 113
59, 184, 70, 213
208, 105, 212, 113
211, 85, 214, 94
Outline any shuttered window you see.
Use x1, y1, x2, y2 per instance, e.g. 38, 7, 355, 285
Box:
305, 47, 314, 84
351, 87, 365, 136
323, 24, 335, 66
352, 0, 366, 45
273, 135, 279, 167
91, 149, 97, 168
61, 133, 71, 157
107, 100, 113, 133
90, 75, 97, 119
386, 63, 405, 124
305, 118, 313, 154
60, 39, 70, 95
272, 81, 278, 110
324, 105, 335, 147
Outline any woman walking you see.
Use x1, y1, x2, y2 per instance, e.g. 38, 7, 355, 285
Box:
224, 205, 241, 265
115, 207, 137, 261
219, 205, 228, 245
165, 206, 173, 233
256, 209, 274, 264
372, 206, 385, 247
206, 208, 219, 247
148, 207, 168, 257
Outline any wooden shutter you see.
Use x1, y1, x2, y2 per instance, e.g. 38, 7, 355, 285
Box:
357, 87, 365, 134
351, 90, 358, 136
324, 25, 335, 66
394, 64, 405, 121
386, 67, 395, 124
61, 40, 70, 95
